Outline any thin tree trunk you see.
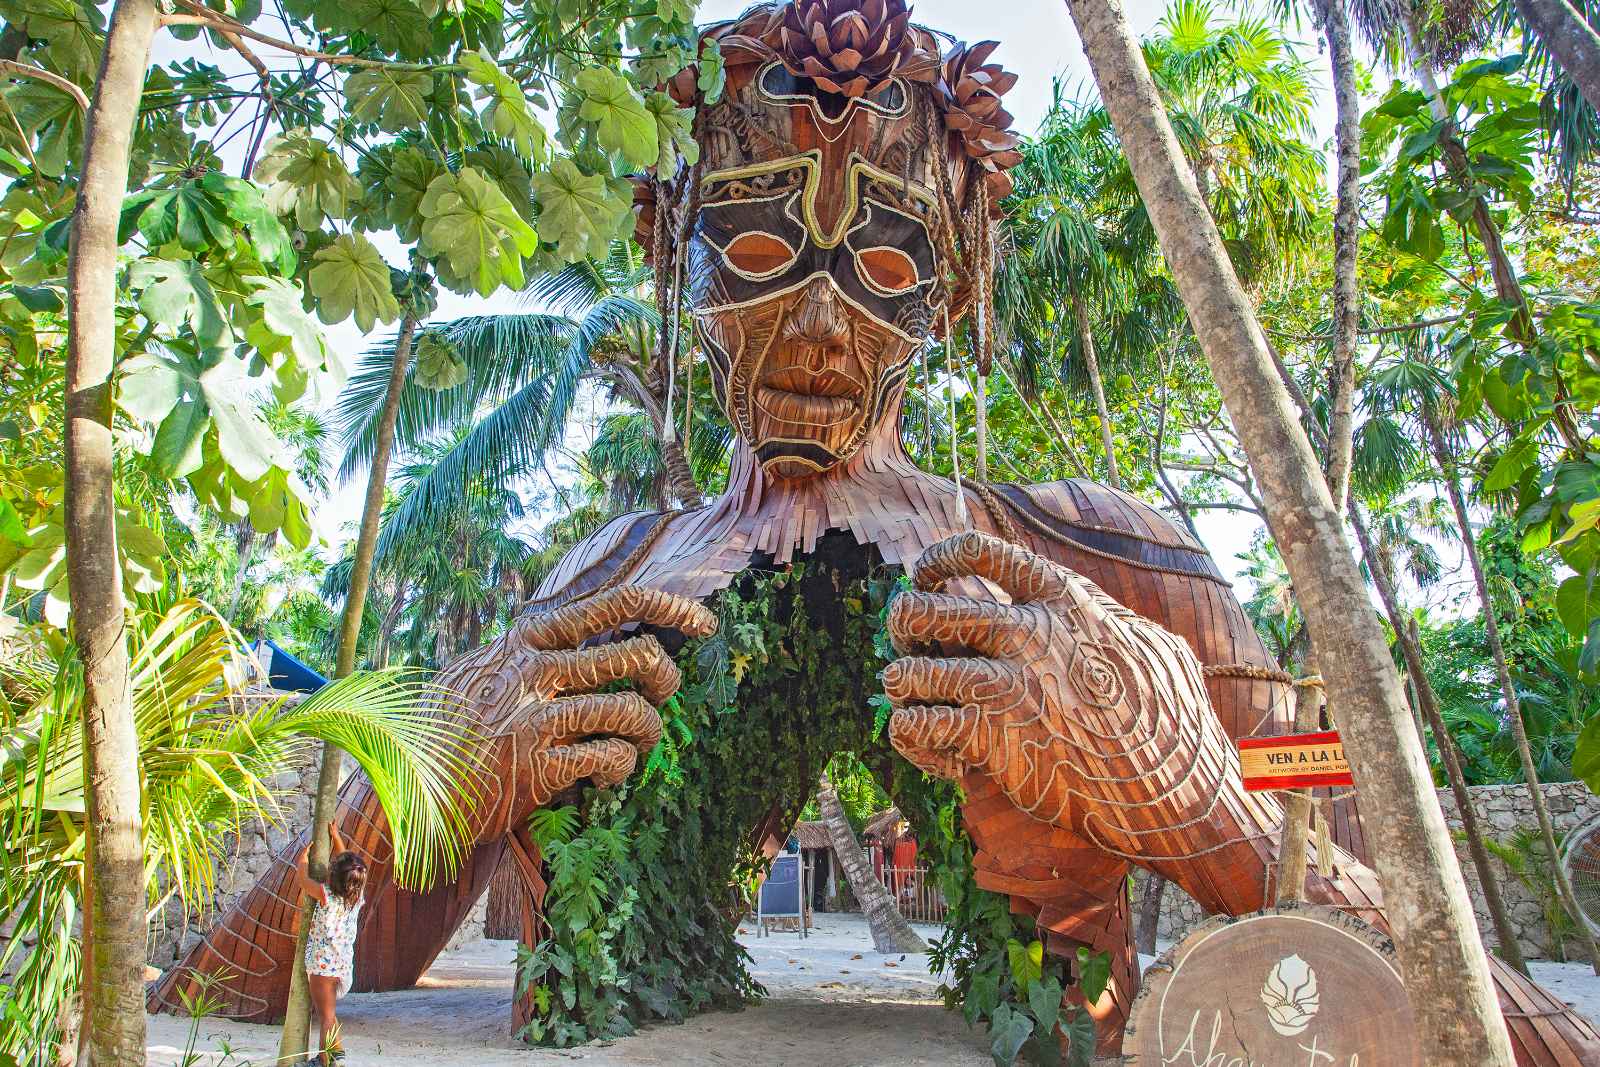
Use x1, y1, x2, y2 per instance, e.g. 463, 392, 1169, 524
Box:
1515, 0, 1600, 117
64, 0, 160, 1059
1313, 0, 1361, 509
1134, 872, 1166, 955
1422, 410, 1600, 974
1348, 499, 1530, 976
816, 779, 926, 953
974, 372, 989, 482
660, 436, 701, 508
279, 312, 419, 1061
1060, 0, 1514, 1057
226, 520, 256, 622
1072, 292, 1119, 489
1276, 658, 1323, 903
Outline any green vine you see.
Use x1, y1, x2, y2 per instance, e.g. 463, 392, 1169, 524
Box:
516, 535, 1108, 1065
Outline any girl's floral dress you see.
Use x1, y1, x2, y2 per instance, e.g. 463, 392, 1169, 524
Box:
304, 892, 363, 996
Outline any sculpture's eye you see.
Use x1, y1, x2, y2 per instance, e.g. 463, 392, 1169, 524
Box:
723, 232, 798, 278
855, 246, 920, 296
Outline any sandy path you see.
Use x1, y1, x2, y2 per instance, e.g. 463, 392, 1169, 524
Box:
147, 913, 993, 1066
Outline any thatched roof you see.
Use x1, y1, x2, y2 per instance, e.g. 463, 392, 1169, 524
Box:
863, 808, 906, 840
791, 821, 832, 850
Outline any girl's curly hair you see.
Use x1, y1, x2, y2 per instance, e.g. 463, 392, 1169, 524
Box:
328, 850, 367, 905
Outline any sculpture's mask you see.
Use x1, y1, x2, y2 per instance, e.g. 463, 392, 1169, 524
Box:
640, 1, 1021, 480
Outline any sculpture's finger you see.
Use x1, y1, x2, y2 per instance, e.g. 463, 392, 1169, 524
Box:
912, 531, 1067, 603
530, 738, 639, 803
524, 692, 663, 754
882, 656, 1029, 713
537, 635, 683, 705
886, 591, 1038, 657
887, 704, 994, 781
519, 587, 717, 651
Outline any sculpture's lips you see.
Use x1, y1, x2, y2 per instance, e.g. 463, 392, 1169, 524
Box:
755, 385, 860, 425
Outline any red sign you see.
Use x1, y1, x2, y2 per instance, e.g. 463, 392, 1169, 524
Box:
1238, 730, 1354, 791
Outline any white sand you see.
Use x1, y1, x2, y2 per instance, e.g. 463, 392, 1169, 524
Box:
148, 915, 1600, 1066
146, 912, 992, 1066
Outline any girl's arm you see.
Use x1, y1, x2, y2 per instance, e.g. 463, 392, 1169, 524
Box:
328, 823, 348, 857
295, 844, 328, 906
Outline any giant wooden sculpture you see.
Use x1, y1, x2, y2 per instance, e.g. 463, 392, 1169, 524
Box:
153, 3, 1599, 1062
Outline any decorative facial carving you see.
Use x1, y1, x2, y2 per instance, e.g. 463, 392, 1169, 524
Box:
640, 1, 1022, 481
685, 64, 944, 479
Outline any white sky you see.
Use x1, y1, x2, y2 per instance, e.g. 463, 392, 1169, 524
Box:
187, 0, 1344, 593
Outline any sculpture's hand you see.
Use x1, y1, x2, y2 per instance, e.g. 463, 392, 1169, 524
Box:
884, 532, 1237, 861
439, 586, 717, 841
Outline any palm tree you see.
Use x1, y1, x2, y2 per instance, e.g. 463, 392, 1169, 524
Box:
816, 774, 926, 954
0, 596, 478, 1061
1057, 0, 1517, 1055
337, 243, 686, 562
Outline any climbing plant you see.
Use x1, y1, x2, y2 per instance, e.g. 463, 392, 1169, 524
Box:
516, 534, 1108, 1066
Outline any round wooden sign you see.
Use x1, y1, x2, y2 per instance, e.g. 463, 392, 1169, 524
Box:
1123, 902, 1421, 1066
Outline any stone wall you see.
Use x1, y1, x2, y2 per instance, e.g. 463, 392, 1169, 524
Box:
1154, 781, 1600, 960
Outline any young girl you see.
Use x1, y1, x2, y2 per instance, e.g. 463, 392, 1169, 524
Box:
296, 824, 367, 1065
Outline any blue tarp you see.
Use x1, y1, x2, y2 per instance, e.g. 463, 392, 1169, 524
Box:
256, 638, 328, 693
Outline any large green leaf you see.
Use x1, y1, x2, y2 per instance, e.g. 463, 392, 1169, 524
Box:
309, 233, 401, 331
245, 276, 331, 402
198, 357, 286, 481
644, 91, 698, 178
413, 331, 468, 391
5, 77, 85, 178
988, 1003, 1033, 1067
0, 0, 104, 74
382, 147, 448, 242
254, 130, 363, 228
200, 173, 297, 275
531, 158, 631, 263
1557, 574, 1600, 638
574, 67, 657, 169
419, 167, 538, 296
344, 68, 432, 133
1005, 937, 1043, 989
461, 50, 547, 161
126, 258, 231, 349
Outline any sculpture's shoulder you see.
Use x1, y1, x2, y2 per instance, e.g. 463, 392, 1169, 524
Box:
979, 478, 1228, 585
524, 509, 675, 614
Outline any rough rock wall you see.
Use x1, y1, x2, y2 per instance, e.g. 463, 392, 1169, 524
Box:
1155, 781, 1600, 960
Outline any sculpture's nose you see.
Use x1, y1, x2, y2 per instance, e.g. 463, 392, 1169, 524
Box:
783, 277, 850, 346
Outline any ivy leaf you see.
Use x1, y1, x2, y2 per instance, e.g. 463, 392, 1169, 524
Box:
344, 68, 432, 132
644, 92, 698, 178
309, 233, 401, 331
419, 166, 538, 296
382, 146, 448, 242
461, 49, 547, 160
532, 158, 632, 263
254, 129, 363, 228
574, 67, 657, 169
0, 0, 104, 74
126, 258, 230, 349
413, 330, 468, 390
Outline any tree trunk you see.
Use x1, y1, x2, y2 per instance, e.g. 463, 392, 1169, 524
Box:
1347, 498, 1530, 977
1134, 872, 1166, 955
1276, 662, 1323, 903
226, 520, 257, 623
1421, 409, 1600, 974
660, 435, 701, 508
1072, 292, 1119, 489
1312, 0, 1361, 509
64, 0, 160, 1060
1516, 0, 1600, 116
815, 780, 926, 953
1060, 0, 1515, 1058
974, 372, 989, 482
279, 312, 419, 1062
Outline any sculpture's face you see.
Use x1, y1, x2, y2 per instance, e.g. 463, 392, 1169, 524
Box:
687, 65, 942, 479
